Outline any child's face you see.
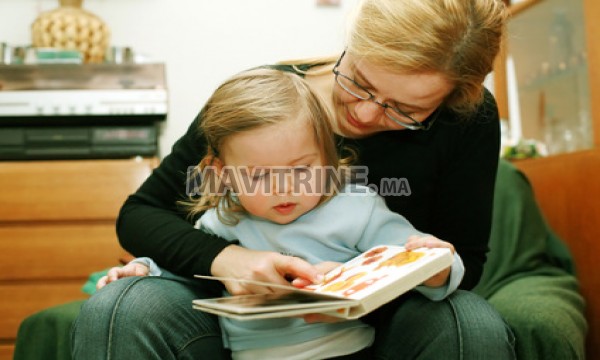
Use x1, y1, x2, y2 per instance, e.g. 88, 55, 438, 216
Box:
220, 117, 327, 224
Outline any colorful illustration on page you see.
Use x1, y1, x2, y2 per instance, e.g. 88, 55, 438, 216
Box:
305, 246, 424, 298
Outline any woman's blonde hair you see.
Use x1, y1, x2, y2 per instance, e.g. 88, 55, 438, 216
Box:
189, 68, 346, 224
346, 0, 508, 117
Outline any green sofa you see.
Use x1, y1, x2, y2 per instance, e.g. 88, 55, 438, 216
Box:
14, 160, 587, 359
472, 160, 586, 359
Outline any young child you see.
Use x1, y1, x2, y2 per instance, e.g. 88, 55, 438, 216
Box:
98, 68, 464, 359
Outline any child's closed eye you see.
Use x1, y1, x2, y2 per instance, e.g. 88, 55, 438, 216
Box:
250, 168, 270, 181
293, 165, 311, 174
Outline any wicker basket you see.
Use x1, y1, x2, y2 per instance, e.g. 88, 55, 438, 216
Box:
31, 0, 110, 63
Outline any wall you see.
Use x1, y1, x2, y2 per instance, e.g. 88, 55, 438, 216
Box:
0, 0, 359, 156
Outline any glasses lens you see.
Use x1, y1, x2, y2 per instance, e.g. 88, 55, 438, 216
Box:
384, 108, 420, 126
336, 75, 370, 100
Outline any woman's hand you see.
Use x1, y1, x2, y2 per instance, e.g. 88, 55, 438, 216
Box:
96, 262, 150, 290
405, 235, 455, 287
211, 245, 323, 295
290, 261, 340, 288
292, 261, 343, 324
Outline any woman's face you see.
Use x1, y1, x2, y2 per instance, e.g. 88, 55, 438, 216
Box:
331, 52, 454, 138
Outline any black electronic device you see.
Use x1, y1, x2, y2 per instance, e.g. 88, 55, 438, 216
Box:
0, 125, 158, 160
0, 63, 167, 159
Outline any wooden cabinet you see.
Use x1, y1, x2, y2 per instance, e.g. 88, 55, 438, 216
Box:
495, 0, 600, 153
0, 157, 157, 359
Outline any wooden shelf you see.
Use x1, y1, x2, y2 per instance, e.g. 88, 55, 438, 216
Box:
495, 0, 599, 153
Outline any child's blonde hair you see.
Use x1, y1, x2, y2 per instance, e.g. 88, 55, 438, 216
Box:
189, 68, 347, 224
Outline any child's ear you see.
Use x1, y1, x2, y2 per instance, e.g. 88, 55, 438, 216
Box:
209, 156, 235, 189
199, 155, 225, 181
200, 155, 224, 172
211, 156, 225, 175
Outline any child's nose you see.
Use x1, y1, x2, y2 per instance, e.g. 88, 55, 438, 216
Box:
273, 170, 293, 195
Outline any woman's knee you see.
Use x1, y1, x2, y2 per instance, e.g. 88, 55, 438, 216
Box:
371, 291, 515, 359
81, 276, 220, 331
72, 277, 153, 359
447, 290, 513, 335
72, 277, 224, 359
446, 290, 516, 359
78, 276, 161, 324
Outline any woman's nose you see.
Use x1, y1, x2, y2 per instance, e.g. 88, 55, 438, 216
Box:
354, 100, 384, 124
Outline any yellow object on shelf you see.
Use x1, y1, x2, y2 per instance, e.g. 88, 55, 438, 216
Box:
31, 0, 110, 63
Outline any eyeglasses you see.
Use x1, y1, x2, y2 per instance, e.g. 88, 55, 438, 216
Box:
332, 50, 438, 131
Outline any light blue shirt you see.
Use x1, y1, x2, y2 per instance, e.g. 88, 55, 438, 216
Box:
137, 185, 464, 352
194, 184, 464, 351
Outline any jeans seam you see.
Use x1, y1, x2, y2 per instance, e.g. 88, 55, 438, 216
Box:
446, 297, 464, 360
106, 276, 148, 360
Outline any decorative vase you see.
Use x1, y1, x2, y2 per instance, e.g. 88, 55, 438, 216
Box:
31, 0, 110, 63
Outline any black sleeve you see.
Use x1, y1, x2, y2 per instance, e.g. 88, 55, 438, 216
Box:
431, 90, 500, 289
116, 110, 232, 277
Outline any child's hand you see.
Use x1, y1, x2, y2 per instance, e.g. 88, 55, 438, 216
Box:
96, 262, 150, 290
405, 235, 455, 288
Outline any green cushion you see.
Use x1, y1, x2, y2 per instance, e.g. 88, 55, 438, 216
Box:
14, 300, 85, 360
487, 274, 586, 359
13, 268, 112, 360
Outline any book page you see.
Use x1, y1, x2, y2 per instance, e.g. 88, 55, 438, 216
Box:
305, 246, 447, 300
193, 291, 355, 315
193, 275, 336, 297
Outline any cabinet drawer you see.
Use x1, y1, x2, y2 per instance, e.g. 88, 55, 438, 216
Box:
0, 223, 125, 281
0, 158, 156, 222
0, 281, 87, 339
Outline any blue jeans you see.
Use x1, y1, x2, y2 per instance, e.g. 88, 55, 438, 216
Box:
71, 276, 515, 359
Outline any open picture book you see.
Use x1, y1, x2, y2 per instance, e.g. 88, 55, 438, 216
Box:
193, 245, 453, 321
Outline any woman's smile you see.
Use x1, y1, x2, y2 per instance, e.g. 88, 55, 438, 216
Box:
345, 109, 369, 129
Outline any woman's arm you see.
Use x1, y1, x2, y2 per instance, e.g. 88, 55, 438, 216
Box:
429, 90, 500, 289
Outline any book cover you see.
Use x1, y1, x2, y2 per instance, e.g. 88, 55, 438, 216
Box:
193, 245, 453, 320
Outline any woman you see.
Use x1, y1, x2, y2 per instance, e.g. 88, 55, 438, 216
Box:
72, 0, 514, 358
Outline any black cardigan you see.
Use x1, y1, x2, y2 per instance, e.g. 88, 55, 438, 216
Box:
117, 65, 500, 290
